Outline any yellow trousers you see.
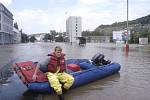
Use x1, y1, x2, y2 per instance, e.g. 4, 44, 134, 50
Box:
46, 72, 74, 95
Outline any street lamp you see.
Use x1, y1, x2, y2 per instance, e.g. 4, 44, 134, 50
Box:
125, 0, 129, 51
127, 0, 129, 35
2, 33, 4, 45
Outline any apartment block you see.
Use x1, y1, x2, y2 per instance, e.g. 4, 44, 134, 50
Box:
66, 16, 82, 43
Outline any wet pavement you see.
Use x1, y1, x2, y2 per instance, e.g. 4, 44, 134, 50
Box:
0, 42, 150, 100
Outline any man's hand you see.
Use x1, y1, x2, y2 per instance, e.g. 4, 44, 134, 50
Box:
32, 74, 37, 81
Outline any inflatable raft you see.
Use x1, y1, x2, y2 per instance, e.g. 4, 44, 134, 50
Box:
12, 59, 121, 93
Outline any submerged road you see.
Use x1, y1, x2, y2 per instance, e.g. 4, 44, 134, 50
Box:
0, 42, 150, 100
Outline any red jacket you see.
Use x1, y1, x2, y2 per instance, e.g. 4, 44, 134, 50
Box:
48, 52, 66, 73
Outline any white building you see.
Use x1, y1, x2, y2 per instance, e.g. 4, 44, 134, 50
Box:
0, 3, 13, 44
66, 16, 82, 43
13, 27, 21, 43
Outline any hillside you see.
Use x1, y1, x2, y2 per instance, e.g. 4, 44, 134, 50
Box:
94, 14, 150, 36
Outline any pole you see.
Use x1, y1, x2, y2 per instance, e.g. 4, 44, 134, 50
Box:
2, 33, 4, 45
71, 31, 72, 45
127, 0, 129, 41
70, 21, 72, 45
125, 0, 129, 51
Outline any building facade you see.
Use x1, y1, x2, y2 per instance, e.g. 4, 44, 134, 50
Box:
13, 27, 21, 43
0, 3, 13, 44
66, 16, 82, 43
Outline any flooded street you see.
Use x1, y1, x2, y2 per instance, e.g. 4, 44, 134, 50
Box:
0, 42, 150, 100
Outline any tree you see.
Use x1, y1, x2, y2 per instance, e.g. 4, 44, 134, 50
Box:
82, 31, 91, 36
140, 30, 150, 43
29, 36, 36, 42
14, 22, 19, 29
129, 32, 140, 44
140, 30, 149, 37
43, 34, 52, 42
50, 30, 57, 41
55, 35, 63, 42
21, 33, 29, 43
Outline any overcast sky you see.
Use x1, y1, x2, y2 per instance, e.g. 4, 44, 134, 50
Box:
0, 0, 150, 34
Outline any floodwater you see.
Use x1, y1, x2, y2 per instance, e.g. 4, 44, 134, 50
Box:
0, 42, 150, 100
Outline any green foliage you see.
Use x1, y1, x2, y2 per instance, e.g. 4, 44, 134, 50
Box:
93, 14, 150, 43
50, 30, 57, 40
14, 22, 19, 29
55, 35, 63, 42
129, 30, 150, 43
109, 14, 150, 27
110, 37, 114, 42
140, 30, 150, 43
140, 30, 149, 37
94, 14, 150, 36
21, 33, 29, 43
82, 31, 91, 36
129, 32, 140, 43
82, 30, 105, 36
29, 36, 36, 42
136, 15, 150, 25
43, 34, 52, 42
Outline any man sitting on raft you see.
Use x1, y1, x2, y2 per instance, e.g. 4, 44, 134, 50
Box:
32, 46, 74, 99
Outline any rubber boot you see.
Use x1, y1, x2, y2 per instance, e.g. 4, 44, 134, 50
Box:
62, 88, 68, 94
58, 94, 64, 100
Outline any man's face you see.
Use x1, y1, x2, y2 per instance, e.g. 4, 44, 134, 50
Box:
55, 49, 62, 57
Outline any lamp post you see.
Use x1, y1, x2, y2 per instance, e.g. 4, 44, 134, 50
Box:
125, 0, 129, 51
2, 33, 4, 45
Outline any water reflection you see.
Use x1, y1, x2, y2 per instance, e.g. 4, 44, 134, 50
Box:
22, 90, 59, 100
0, 59, 15, 85
22, 90, 42, 100
63, 73, 120, 100
0, 43, 150, 100
28, 73, 120, 100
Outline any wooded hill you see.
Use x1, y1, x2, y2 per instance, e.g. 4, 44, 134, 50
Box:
96, 14, 150, 35
82, 14, 150, 43
82, 14, 150, 36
